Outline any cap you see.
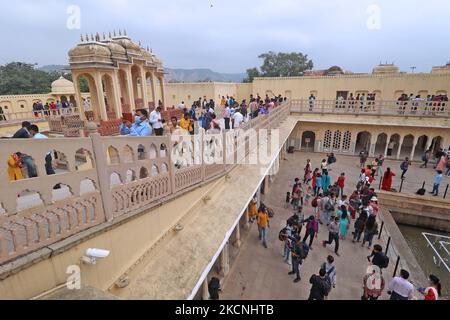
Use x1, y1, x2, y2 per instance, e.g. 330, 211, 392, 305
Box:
371, 196, 378, 202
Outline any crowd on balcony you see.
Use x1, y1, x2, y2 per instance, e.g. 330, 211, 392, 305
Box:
31, 100, 75, 117
119, 94, 287, 137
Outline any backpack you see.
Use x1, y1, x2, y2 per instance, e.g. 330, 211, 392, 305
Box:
311, 197, 319, 208
267, 207, 275, 218
416, 188, 426, 196
400, 161, 408, 171
325, 200, 334, 211
278, 228, 289, 241
379, 253, 390, 269
301, 242, 310, 259
321, 263, 335, 287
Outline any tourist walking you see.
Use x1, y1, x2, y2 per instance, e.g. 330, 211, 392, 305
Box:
321, 255, 337, 292
223, 103, 231, 130
312, 168, 319, 191
362, 266, 385, 300
420, 149, 431, 168
322, 217, 341, 256
149, 107, 164, 136
419, 275, 442, 300
257, 207, 270, 248
303, 215, 319, 249
248, 197, 258, 223
315, 173, 323, 196
367, 244, 390, 270
288, 237, 306, 283
321, 159, 328, 175
362, 215, 378, 250
304, 159, 312, 184
430, 171, 443, 196
322, 172, 331, 193
308, 269, 331, 300
376, 155, 385, 177
381, 167, 395, 191
208, 277, 222, 300
338, 206, 350, 240
400, 157, 411, 179
388, 269, 414, 300
337, 173, 345, 199
352, 213, 367, 243
359, 149, 368, 168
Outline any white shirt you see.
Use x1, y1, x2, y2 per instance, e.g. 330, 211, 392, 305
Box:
149, 111, 163, 129
388, 277, 414, 299
178, 103, 186, 110
233, 112, 244, 128
33, 133, 48, 139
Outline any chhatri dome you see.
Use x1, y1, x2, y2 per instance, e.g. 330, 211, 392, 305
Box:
51, 76, 75, 95
68, 31, 164, 70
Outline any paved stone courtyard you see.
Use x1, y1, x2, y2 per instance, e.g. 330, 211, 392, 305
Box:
220, 151, 440, 300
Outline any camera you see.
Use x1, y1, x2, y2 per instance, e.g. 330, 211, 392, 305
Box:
80, 248, 110, 265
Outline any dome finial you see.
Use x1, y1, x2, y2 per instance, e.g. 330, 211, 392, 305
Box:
119, 29, 122, 36
124, 29, 127, 36
80, 34, 84, 42
103, 32, 106, 40
114, 30, 116, 37
139, 40, 142, 46
86, 33, 89, 42
109, 31, 112, 39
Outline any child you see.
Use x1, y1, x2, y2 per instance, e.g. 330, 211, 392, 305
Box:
285, 192, 291, 209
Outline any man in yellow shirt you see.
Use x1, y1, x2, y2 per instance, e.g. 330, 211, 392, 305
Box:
179, 113, 193, 134
257, 207, 270, 248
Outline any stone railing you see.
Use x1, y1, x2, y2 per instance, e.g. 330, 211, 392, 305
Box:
0, 103, 291, 265
290, 99, 450, 117
0, 108, 80, 125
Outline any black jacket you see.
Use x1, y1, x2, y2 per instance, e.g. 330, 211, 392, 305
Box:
13, 128, 30, 139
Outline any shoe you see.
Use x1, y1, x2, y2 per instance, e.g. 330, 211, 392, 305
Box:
288, 271, 295, 275
361, 243, 365, 247
310, 247, 313, 251
367, 246, 372, 250
335, 252, 340, 257
286, 261, 292, 266
352, 240, 356, 243
263, 243, 268, 249
322, 241, 326, 248
294, 278, 301, 283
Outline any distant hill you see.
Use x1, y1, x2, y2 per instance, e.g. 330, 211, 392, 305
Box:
38, 65, 246, 83
165, 68, 246, 83
38, 65, 70, 74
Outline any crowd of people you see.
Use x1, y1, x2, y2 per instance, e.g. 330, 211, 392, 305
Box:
7, 121, 55, 181
244, 154, 443, 301
120, 94, 288, 137
31, 100, 75, 117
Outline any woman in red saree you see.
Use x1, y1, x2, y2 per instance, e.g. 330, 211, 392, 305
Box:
381, 167, 395, 191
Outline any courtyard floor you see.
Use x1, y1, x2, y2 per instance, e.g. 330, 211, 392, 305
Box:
220, 151, 440, 300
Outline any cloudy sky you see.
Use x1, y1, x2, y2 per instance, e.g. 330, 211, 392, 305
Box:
1, 0, 449, 73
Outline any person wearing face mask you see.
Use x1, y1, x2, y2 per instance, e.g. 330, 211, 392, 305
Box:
130, 109, 152, 137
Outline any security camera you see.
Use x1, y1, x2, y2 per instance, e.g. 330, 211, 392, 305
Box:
81, 248, 110, 265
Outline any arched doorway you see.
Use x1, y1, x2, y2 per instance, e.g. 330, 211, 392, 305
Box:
301, 131, 316, 152
131, 65, 143, 108
355, 131, 372, 154
431, 136, 443, 154
76, 73, 98, 121
414, 135, 429, 160
400, 134, 415, 159
101, 74, 119, 119
387, 134, 401, 157
374, 133, 388, 156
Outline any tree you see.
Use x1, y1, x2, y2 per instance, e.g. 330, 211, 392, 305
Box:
64, 73, 89, 93
244, 51, 314, 82
244, 67, 260, 83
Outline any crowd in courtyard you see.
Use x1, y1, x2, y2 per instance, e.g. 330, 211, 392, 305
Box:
245, 153, 444, 301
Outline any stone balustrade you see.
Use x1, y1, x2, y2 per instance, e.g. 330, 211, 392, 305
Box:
290, 99, 450, 117
0, 103, 291, 265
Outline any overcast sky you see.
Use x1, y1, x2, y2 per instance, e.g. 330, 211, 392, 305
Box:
1, 0, 449, 73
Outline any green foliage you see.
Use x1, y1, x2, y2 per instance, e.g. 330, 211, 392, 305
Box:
244, 51, 314, 82
0, 62, 89, 95
243, 67, 260, 83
